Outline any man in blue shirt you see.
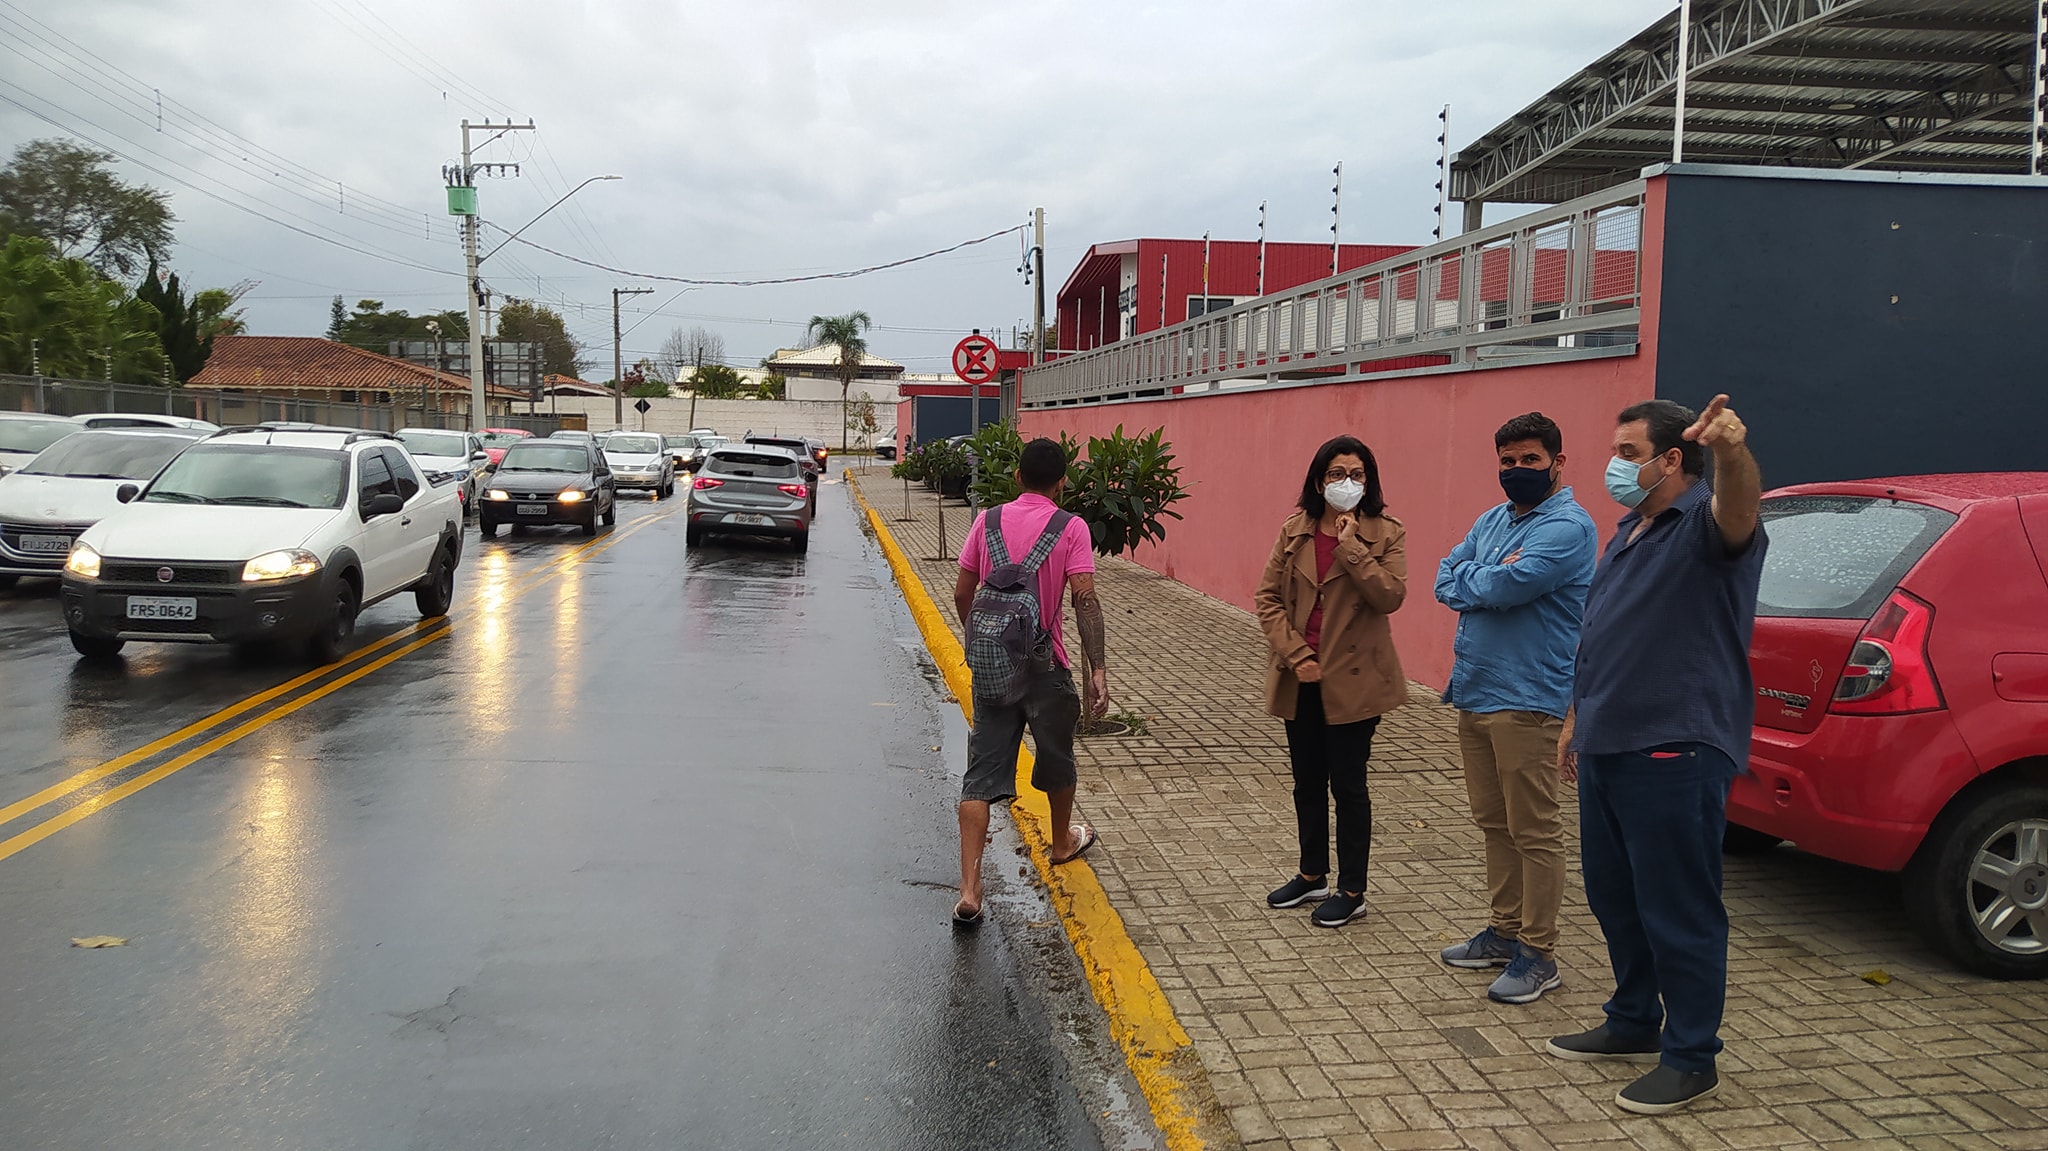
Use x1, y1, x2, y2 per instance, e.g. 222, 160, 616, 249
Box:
1545, 395, 1767, 1117
1434, 412, 1597, 1006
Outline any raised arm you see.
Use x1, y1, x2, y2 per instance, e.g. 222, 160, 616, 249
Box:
1331, 515, 1406, 614
1686, 393, 1761, 554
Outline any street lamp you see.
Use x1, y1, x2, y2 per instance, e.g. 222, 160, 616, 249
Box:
464, 174, 622, 429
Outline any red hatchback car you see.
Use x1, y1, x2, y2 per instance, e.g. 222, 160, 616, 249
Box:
1734, 473, 2048, 978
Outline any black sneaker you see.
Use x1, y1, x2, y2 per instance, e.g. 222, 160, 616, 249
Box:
1545, 1025, 1661, 1064
1309, 891, 1367, 928
1617, 1065, 1720, 1115
1266, 875, 1330, 909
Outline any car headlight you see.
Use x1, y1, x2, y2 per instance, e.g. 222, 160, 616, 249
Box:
65, 544, 101, 579
243, 548, 321, 582
487, 489, 510, 501
558, 489, 586, 503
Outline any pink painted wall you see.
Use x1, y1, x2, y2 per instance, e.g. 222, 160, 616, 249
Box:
1018, 181, 1671, 690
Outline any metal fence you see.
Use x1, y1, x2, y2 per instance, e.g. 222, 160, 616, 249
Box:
0, 375, 561, 436
1019, 179, 1647, 408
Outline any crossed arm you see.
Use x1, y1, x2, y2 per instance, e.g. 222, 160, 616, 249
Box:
1434, 518, 1593, 613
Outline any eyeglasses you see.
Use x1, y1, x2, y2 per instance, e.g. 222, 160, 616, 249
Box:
1323, 468, 1368, 484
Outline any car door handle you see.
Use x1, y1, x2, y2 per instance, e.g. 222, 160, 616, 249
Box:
401, 516, 412, 526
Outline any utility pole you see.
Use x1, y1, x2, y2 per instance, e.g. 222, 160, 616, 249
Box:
613, 286, 653, 427
687, 347, 701, 433
1330, 162, 1343, 277
1031, 207, 1046, 364
455, 117, 534, 431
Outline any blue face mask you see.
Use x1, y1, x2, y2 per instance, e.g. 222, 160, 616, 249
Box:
1603, 454, 1668, 509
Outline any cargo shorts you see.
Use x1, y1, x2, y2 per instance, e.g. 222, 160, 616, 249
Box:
962, 665, 1080, 804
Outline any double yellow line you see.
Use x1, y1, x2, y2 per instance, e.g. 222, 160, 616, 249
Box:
0, 510, 676, 864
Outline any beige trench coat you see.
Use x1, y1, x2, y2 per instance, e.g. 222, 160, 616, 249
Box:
1254, 509, 1408, 725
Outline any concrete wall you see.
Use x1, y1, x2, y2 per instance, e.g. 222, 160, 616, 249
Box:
542, 396, 871, 444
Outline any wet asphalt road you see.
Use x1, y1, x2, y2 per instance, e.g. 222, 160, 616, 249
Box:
0, 479, 1144, 1150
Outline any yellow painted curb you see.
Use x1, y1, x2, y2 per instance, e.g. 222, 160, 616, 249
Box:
848, 471, 1220, 1151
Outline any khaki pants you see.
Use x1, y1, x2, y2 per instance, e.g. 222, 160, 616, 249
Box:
1457, 709, 1567, 956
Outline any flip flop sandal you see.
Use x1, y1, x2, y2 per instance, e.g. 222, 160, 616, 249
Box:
1052, 824, 1099, 865
951, 902, 985, 929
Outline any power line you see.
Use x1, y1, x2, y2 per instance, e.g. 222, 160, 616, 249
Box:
481, 223, 1029, 287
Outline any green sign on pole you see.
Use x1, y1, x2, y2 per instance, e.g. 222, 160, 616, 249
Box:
446, 186, 478, 216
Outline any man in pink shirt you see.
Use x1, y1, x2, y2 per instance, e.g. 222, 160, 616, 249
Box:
950, 438, 1110, 926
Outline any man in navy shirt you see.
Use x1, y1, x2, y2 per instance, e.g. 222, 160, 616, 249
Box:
1545, 395, 1766, 1116
1433, 413, 1596, 1006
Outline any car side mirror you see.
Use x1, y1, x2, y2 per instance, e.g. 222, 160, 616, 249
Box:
472, 450, 490, 462
363, 491, 405, 518
116, 483, 140, 504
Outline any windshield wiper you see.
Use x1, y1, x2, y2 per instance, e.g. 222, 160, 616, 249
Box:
505, 465, 576, 473
217, 495, 311, 508
64, 472, 143, 480
144, 491, 218, 504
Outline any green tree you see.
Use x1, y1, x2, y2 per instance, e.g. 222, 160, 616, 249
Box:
685, 363, 747, 398
194, 287, 248, 339
0, 139, 174, 278
334, 299, 468, 352
804, 311, 872, 452
754, 373, 786, 400
846, 395, 880, 452
326, 294, 346, 340
135, 260, 212, 383
496, 299, 581, 378
0, 235, 166, 382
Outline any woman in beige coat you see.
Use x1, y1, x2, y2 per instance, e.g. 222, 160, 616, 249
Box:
1253, 434, 1407, 928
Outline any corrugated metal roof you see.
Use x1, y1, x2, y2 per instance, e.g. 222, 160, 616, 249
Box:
1453, 0, 2040, 205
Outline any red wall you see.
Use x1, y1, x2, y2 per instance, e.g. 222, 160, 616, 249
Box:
1020, 181, 1670, 690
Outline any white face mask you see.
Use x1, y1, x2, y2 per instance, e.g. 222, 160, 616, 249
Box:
1323, 478, 1365, 513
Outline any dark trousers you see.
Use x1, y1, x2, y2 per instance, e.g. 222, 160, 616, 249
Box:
1578, 742, 1739, 1073
1282, 683, 1379, 895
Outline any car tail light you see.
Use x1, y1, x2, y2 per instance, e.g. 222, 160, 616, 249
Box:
692, 477, 724, 490
778, 484, 808, 498
1831, 589, 1944, 715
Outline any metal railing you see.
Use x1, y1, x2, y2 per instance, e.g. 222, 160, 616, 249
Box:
1020, 180, 1647, 408
0, 376, 561, 436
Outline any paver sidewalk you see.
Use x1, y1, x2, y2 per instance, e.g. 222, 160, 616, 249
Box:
845, 466, 2048, 1151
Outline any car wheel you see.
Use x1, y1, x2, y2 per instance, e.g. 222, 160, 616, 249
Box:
68, 629, 124, 659
1904, 781, 2048, 979
0, 574, 18, 590
582, 507, 599, 537
305, 583, 358, 664
414, 546, 456, 618
479, 518, 499, 538
602, 499, 617, 526
686, 525, 703, 548
510, 523, 528, 536
1723, 824, 1785, 855
792, 530, 809, 554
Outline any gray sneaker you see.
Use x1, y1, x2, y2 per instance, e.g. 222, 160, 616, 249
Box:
1440, 926, 1518, 969
1487, 944, 1563, 1004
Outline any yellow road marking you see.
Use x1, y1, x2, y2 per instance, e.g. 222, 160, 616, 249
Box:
846, 473, 1216, 1151
0, 507, 680, 845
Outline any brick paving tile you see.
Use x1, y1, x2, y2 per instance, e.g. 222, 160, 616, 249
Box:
846, 468, 2048, 1151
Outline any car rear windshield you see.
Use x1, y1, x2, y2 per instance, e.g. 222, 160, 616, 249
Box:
498, 445, 589, 473
0, 418, 76, 454
748, 438, 806, 452
669, 435, 700, 449
143, 445, 349, 509
21, 432, 194, 480
479, 431, 529, 447
398, 431, 468, 458
1756, 495, 1957, 619
707, 451, 800, 479
606, 435, 661, 454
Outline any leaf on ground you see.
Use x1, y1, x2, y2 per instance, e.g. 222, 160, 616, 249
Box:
1859, 969, 1892, 986
71, 936, 128, 949
1408, 820, 1428, 829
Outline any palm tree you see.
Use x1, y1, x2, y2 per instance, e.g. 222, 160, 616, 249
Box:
805, 311, 872, 452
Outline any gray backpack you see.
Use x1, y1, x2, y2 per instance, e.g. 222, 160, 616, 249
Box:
966, 504, 1074, 706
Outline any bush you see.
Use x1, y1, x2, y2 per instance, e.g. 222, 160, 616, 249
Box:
1065, 425, 1188, 556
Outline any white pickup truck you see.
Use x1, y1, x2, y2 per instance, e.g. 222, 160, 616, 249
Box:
60, 427, 464, 662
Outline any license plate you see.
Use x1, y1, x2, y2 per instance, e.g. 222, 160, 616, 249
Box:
728, 513, 773, 526
18, 534, 72, 554
127, 596, 197, 621
516, 504, 548, 516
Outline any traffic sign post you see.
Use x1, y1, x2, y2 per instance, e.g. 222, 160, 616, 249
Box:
953, 333, 998, 433
633, 396, 651, 429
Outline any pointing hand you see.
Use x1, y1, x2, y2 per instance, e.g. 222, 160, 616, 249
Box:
1683, 393, 1746, 453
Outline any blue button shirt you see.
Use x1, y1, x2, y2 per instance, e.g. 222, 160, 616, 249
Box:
1572, 479, 1768, 766
1435, 486, 1597, 719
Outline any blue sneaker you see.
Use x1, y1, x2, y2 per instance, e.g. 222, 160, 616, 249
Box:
1487, 943, 1563, 1004
1440, 926, 1518, 969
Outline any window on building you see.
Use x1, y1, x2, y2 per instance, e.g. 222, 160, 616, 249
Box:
1186, 296, 1235, 320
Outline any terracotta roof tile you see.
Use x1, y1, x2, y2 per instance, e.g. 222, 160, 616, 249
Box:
190, 336, 524, 397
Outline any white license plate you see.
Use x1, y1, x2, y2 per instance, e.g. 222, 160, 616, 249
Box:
18, 534, 72, 554
516, 504, 549, 516
126, 596, 197, 621
727, 513, 774, 527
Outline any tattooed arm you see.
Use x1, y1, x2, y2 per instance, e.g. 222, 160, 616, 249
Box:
1070, 571, 1109, 718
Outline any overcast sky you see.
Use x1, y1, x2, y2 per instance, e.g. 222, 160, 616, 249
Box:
1, 0, 1675, 377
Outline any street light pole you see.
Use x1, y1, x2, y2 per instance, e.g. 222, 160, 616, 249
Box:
613, 286, 653, 427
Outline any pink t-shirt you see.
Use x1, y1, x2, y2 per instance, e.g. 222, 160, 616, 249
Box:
958, 492, 1095, 668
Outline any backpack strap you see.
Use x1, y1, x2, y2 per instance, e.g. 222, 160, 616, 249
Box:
981, 503, 1012, 569
1017, 510, 1074, 574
